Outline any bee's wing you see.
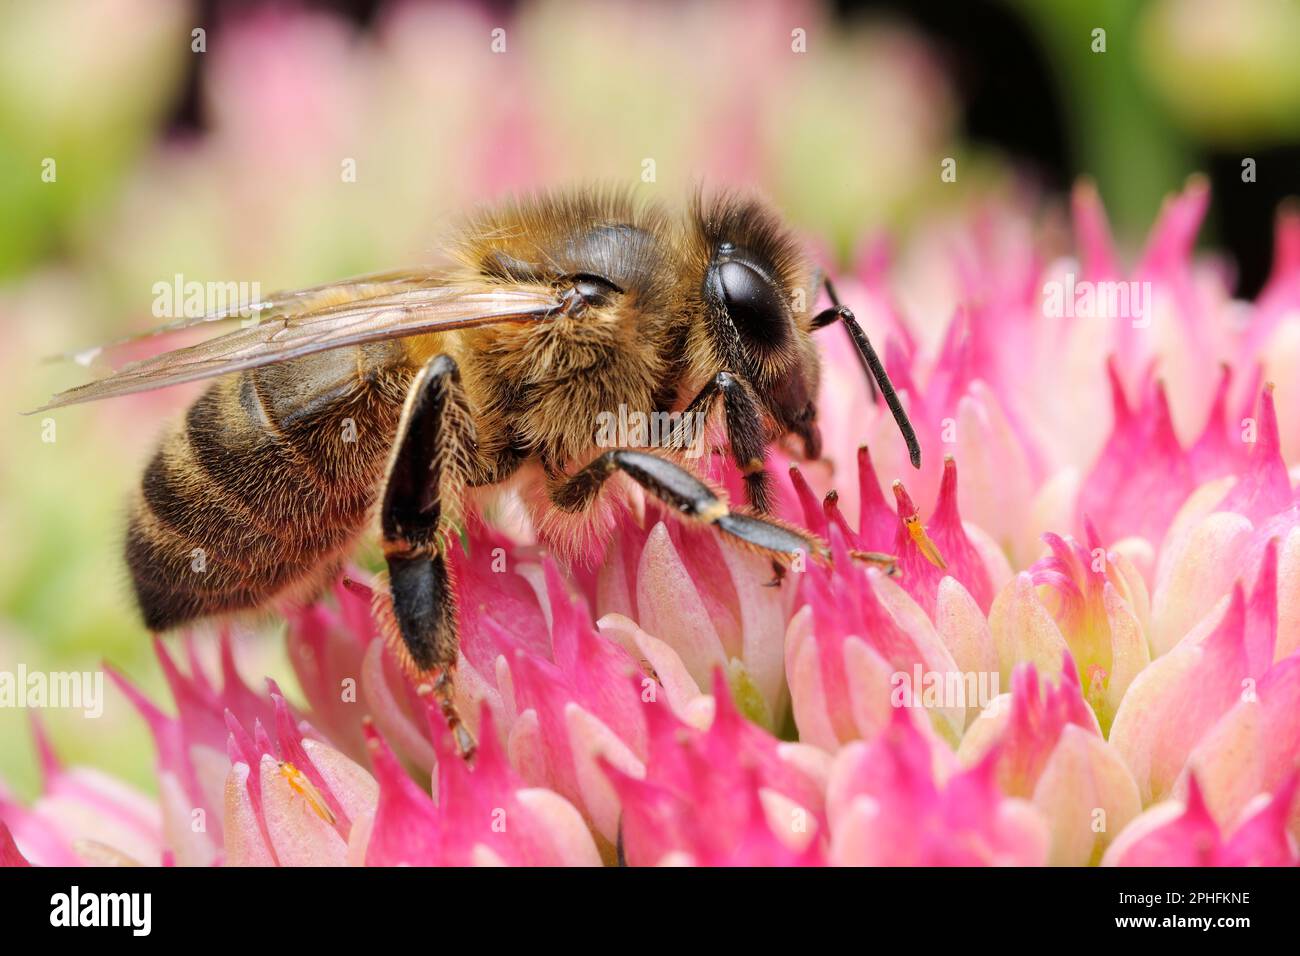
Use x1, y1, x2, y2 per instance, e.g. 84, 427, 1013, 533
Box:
42, 269, 442, 368
30, 282, 566, 412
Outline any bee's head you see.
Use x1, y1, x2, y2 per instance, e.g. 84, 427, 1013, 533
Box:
684, 194, 823, 459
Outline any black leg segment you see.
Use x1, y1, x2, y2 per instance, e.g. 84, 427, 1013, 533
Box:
550, 448, 828, 566
378, 353, 477, 756
675, 371, 774, 512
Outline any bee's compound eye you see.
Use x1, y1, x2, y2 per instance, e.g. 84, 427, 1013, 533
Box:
568, 273, 622, 308
713, 260, 790, 346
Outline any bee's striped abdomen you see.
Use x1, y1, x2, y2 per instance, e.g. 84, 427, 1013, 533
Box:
125, 342, 413, 630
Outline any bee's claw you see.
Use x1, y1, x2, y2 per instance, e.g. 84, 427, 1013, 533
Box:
452, 723, 477, 761
423, 670, 477, 761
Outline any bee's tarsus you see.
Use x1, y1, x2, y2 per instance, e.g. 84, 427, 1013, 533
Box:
551, 448, 826, 569
418, 674, 477, 760
440, 688, 478, 761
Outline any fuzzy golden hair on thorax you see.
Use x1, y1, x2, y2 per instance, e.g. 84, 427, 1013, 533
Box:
449, 185, 678, 312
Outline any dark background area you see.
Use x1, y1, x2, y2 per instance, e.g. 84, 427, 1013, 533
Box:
171, 0, 1300, 297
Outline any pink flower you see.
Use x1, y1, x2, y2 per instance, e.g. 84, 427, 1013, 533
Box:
362, 707, 600, 867
490, 561, 651, 845
787, 543, 966, 748
1183, 648, 1300, 839
221, 693, 377, 867
1026, 523, 1151, 730
0, 720, 161, 866
1145, 385, 1296, 658
2, 618, 601, 868
826, 709, 1048, 866
1103, 773, 1299, 866
784, 451, 1007, 748
607, 671, 827, 866
0, 822, 31, 867
583, 498, 795, 731
104, 635, 311, 864
957, 657, 1141, 865
1109, 574, 1276, 805
10, 161, 1300, 869
1079, 363, 1199, 550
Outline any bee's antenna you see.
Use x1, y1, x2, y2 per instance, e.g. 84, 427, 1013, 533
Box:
818, 277, 876, 403
812, 277, 921, 469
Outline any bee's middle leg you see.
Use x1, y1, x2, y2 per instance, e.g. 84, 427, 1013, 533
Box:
377, 353, 477, 758
550, 449, 828, 569
673, 371, 774, 512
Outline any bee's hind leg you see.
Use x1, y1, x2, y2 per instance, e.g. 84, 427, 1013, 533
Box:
375, 354, 478, 759
550, 449, 829, 571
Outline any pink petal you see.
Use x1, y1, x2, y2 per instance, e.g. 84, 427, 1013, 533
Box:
1031, 725, 1141, 866
0, 823, 31, 867
988, 573, 1070, 683
1110, 586, 1252, 802
258, 754, 347, 866
223, 762, 276, 867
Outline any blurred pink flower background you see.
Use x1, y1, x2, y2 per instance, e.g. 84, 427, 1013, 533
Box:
2, 0, 1299, 867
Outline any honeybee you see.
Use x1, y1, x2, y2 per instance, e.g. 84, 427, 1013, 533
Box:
34, 189, 922, 757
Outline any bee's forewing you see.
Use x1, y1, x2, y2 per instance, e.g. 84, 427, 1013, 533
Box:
30, 282, 563, 412
40, 269, 446, 369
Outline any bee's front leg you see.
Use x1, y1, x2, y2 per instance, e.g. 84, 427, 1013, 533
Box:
550, 449, 829, 570
375, 354, 478, 759
673, 371, 774, 512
